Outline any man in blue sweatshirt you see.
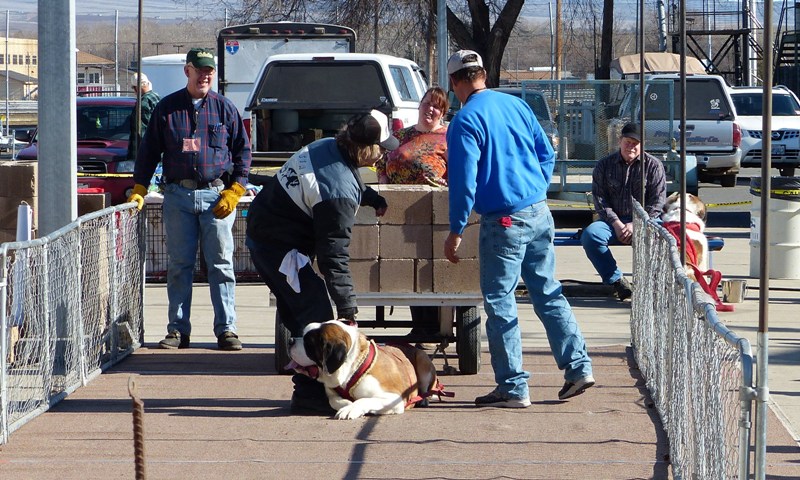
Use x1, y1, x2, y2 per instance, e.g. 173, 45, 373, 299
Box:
444, 50, 594, 408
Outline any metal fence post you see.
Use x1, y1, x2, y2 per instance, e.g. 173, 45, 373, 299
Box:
0, 248, 9, 444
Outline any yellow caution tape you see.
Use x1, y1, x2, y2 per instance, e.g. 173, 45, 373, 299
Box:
77, 173, 133, 178
547, 200, 753, 209
749, 187, 800, 196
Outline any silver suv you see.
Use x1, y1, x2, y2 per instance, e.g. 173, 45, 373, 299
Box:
729, 85, 800, 177
612, 74, 742, 187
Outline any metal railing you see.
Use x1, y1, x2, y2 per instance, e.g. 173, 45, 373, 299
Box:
631, 201, 755, 479
0, 203, 145, 444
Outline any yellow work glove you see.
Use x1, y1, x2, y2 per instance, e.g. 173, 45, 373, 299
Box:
213, 182, 246, 218
126, 184, 148, 211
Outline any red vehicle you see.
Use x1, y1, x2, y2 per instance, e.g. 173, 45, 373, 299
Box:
15, 96, 137, 204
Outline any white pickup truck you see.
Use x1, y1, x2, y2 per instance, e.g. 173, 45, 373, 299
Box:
244, 52, 428, 164
611, 73, 742, 187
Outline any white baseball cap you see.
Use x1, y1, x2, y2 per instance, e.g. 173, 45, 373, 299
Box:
347, 110, 399, 151
447, 50, 484, 75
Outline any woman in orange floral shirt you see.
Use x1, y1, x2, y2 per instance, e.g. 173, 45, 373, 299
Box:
376, 86, 450, 341
376, 86, 449, 186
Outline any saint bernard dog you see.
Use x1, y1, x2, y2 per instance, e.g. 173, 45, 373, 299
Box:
288, 320, 446, 420
660, 192, 709, 279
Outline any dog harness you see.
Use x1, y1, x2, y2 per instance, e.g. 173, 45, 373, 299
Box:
334, 340, 454, 407
662, 221, 734, 312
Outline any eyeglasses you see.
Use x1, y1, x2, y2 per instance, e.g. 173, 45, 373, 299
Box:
188, 65, 216, 77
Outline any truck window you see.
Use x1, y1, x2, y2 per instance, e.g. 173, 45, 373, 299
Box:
389, 65, 421, 102
645, 79, 731, 120
77, 106, 132, 141
253, 63, 390, 108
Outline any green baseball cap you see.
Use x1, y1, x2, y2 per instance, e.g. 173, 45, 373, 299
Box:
186, 48, 216, 69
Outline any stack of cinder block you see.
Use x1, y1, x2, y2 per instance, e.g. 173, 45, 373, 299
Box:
0, 160, 38, 243
348, 185, 480, 294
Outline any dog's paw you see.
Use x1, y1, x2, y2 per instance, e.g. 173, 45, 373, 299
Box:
335, 404, 367, 420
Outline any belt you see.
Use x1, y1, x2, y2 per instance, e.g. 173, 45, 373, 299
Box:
175, 178, 224, 190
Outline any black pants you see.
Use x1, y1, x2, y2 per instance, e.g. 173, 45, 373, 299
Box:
246, 237, 333, 337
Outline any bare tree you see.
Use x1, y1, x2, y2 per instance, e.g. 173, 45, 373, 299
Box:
446, 0, 525, 88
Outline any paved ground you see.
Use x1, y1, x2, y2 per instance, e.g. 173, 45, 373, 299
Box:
0, 223, 799, 479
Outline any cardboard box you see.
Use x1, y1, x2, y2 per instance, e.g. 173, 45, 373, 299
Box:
351, 259, 380, 293
77, 192, 112, 216
0, 161, 38, 198
378, 224, 432, 259
0, 228, 35, 244
0, 197, 37, 230
433, 259, 480, 293
379, 259, 415, 292
350, 225, 379, 259
432, 224, 480, 259
431, 188, 480, 225
376, 184, 432, 225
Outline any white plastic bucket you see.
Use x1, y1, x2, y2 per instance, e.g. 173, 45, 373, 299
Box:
749, 177, 800, 279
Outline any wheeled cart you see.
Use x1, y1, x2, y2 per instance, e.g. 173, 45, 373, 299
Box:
274, 293, 483, 375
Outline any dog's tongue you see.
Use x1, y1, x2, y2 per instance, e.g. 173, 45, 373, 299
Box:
285, 360, 319, 379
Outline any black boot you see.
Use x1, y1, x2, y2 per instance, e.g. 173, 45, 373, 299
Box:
290, 374, 335, 415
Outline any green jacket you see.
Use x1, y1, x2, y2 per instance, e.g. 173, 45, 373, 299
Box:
127, 89, 161, 161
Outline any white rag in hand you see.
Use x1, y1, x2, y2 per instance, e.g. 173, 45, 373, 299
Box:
279, 249, 311, 293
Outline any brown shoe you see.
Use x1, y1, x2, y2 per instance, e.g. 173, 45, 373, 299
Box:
159, 331, 190, 349
217, 331, 242, 351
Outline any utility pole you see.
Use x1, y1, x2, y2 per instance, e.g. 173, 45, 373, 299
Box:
555, 0, 562, 79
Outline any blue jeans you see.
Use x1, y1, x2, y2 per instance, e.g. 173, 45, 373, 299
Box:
162, 182, 237, 338
479, 201, 592, 399
580, 219, 626, 284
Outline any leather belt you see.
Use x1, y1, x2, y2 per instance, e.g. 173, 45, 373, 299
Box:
176, 178, 224, 190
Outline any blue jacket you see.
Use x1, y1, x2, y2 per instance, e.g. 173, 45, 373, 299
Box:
446, 90, 555, 234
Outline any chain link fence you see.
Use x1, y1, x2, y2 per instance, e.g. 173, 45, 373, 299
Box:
516, 80, 694, 198
1, 204, 145, 444
143, 196, 260, 283
631, 201, 755, 479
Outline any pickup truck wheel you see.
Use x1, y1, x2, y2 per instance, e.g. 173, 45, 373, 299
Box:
779, 167, 796, 177
719, 175, 737, 188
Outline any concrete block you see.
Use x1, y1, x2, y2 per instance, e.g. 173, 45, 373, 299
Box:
351, 259, 380, 293
433, 259, 480, 293
415, 258, 433, 293
354, 205, 378, 225
378, 224, 432, 259
350, 225, 379, 259
432, 224, 480, 259
431, 188, 479, 225
379, 259, 415, 293
376, 184, 432, 225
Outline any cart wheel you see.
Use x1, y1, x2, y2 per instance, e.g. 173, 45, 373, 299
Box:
455, 306, 481, 374
275, 311, 292, 375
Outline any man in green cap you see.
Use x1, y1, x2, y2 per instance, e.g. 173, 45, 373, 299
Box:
128, 47, 252, 351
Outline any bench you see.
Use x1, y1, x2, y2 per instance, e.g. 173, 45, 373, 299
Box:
554, 230, 725, 266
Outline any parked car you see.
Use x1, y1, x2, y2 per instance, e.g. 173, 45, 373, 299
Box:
609, 74, 742, 187
445, 87, 560, 155
15, 96, 136, 204
729, 85, 800, 176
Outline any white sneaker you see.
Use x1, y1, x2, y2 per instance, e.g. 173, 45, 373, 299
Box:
558, 375, 595, 400
474, 389, 531, 408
